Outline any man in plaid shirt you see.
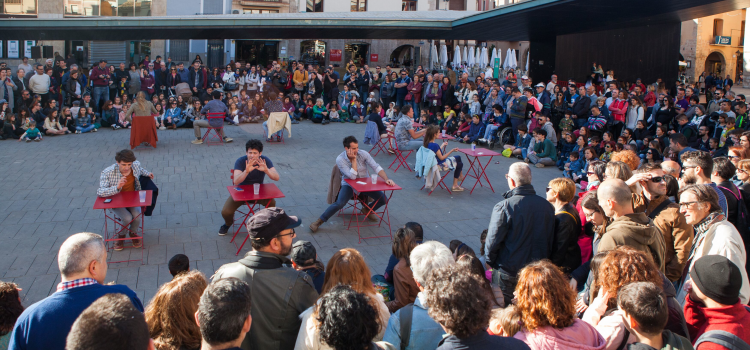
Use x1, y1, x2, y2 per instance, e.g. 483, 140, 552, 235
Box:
97, 149, 154, 250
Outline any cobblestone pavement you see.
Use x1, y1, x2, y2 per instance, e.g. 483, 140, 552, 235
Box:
0, 120, 560, 307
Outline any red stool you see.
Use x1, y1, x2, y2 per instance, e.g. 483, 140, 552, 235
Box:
202, 112, 225, 146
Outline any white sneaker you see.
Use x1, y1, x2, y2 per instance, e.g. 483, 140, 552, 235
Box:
93, 128, 97, 132
75, 130, 81, 134
159, 126, 166, 130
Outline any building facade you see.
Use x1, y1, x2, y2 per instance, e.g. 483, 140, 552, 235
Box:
681, 9, 746, 84
0, 0, 529, 74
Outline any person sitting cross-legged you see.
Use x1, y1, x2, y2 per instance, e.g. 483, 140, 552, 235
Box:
191, 90, 233, 145
309, 136, 397, 232
527, 128, 557, 168
218, 139, 280, 236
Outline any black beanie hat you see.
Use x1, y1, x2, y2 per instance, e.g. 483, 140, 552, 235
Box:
690, 255, 742, 305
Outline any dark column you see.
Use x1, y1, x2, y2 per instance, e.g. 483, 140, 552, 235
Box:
554, 23, 681, 84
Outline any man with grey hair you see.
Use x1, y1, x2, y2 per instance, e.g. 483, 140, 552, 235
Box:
8, 232, 142, 350
383, 241, 455, 350
661, 160, 681, 179
485, 162, 555, 304
596, 179, 666, 272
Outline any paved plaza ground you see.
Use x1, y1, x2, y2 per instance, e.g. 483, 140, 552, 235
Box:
0, 120, 560, 307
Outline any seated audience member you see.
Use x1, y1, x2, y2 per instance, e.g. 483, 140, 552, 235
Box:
423, 125, 465, 192
145, 271, 208, 350
316, 285, 396, 350
291, 240, 325, 294
384, 222, 423, 284
617, 282, 693, 350
0, 282, 24, 347
213, 208, 317, 350
383, 241, 455, 350
9, 232, 143, 350
528, 128, 557, 168
295, 248, 390, 349
456, 255, 504, 308
676, 184, 750, 305
546, 178, 583, 274
219, 139, 280, 236
65, 294, 154, 350
488, 305, 522, 337
385, 228, 420, 313
97, 149, 154, 250
684, 255, 750, 349
458, 114, 483, 144
310, 136, 396, 232
195, 278, 253, 350
168, 253, 190, 278
425, 265, 531, 350
503, 124, 531, 160
514, 260, 605, 350
583, 247, 689, 348
191, 91, 233, 145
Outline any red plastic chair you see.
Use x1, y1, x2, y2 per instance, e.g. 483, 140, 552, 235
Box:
202, 112, 225, 146
420, 169, 453, 195
388, 136, 413, 173
263, 128, 285, 143
229, 169, 251, 233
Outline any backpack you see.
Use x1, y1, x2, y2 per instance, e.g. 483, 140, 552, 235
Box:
695, 330, 750, 350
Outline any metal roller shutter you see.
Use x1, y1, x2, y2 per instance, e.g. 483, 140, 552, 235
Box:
89, 41, 126, 67
169, 40, 189, 62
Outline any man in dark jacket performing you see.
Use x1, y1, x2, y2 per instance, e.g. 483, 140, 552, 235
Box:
485, 162, 555, 305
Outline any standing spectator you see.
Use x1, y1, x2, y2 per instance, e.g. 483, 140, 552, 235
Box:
96, 149, 155, 250
394, 70, 411, 108
0, 68, 15, 112
617, 282, 693, 350
509, 88, 527, 139
546, 178, 583, 274
0, 282, 23, 348
573, 86, 592, 128
28, 64, 50, 106
383, 241, 455, 350
188, 61, 205, 97
680, 151, 728, 215
425, 265, 531, 350
485, 162, 555, 305
710, 157, 750, 263
676, 184, 750, 305
629, 164, 694, 283
90, 59, 111, 112
514, 260, 605, 350
684, 255, 750, 348
295, 248, 390, 349
17, 57, 32, 76
195, 278, 253, 350
145, 271, 207, 350
596, 179, 667, 272
213, 208, 317, 350
8, 232, 143, 350
65, 294, 152, 350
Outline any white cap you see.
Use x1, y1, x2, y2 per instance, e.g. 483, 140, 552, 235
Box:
535, 82, 545, 88
521, 75, 529, 80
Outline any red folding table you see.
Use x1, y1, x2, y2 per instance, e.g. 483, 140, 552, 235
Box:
459, 148, 501, 194
93, 190, 152, 264
343, 178, 402, 243
227, 184, 286, 255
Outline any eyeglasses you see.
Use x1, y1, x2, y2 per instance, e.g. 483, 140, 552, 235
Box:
729, 155, 740, 159
586, 171, 595, 176
650, 176, 664, 183
276, 229, 296, 239
679, 201, 701, 209
605, 145, 612, 148
681, 166, 697, 173
545, 187, 551, 192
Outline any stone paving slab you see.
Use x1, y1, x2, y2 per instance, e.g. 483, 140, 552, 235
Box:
0, 120, 560, 307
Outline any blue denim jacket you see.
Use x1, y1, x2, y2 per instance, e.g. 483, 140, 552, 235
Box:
165, 107, 183, 122
383, 293, 445, 350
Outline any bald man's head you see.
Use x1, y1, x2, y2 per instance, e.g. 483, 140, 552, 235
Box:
597, 179, 633, 218
661, 160, 681, 178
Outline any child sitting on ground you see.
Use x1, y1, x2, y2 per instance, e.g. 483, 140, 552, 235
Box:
119, 100, 132, 129
488, 305, 522, 337
564, 151, 584, 181
19, 120, 42, 142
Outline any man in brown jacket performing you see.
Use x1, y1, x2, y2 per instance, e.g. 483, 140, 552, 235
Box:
597, 178, 667, 272
629, 163, 694, 282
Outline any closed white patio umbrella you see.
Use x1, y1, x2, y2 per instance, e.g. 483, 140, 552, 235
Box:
453, 45, 462, 68
467, 46, 475, 67
431, 43, 439, 66
440, 44, 449, 68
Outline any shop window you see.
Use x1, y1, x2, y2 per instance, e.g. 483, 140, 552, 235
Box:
307, 0, 323, 12
64, 0, 150, 16
402, 0, 416, 11
1, 0, 36, 16
713, 19, 724, 37
351, 0, 366, 11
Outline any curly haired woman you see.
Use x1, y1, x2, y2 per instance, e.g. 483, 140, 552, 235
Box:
513, 260, 605, 350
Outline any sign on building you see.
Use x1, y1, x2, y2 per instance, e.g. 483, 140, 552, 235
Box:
715, 36, 731, 45
7, 40, 19, 58
330, 49, 341, 62
370, 53, 378, 62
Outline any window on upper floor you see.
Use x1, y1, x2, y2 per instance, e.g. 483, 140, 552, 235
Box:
0, 0, 36, 16
307, 0, 323, 12
713, 19, 724, 37
63, 0, 151, 17
351, 0, 366, 11
402, 0, 416, 11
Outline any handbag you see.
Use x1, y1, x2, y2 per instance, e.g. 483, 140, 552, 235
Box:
405, 93, 413, 102
224, 82, 238, 91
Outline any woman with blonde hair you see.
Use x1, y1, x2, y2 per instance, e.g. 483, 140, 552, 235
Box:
514, 260, 605, 350
295, 248, 390, 350
124, 91, 159, 147
145, 270, 208, 350
737, 159, 750, 196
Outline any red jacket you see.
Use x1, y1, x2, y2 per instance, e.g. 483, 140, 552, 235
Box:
608, 99, 628, 123
684, 296, 750, 349
90, 66, 110, 87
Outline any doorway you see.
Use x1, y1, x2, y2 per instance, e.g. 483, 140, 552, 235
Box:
128, 40, 151, 65
300, 40, 326, 67
235, 40, 278, 68
705, 51, 725, 77
345, 42, 369, 67
390, 45, 414, 68
65, 40, 87, 68
207, 39, 225, 69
